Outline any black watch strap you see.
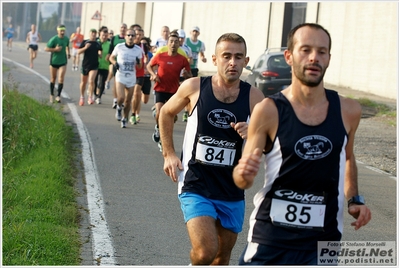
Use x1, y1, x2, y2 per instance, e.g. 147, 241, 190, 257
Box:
348, 195, 365, 207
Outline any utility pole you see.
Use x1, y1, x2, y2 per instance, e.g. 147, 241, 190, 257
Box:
36, 2, 41, 31
60, 2, 66, 24
21, 2, 29, 41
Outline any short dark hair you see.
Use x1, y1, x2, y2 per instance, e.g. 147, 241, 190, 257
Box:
99, 26, 108, 33
215, 33, 247, 55
130, 24, 142, 30
169, 30, 179, 39
287, 23, 332, 52
141, 36, 152, 45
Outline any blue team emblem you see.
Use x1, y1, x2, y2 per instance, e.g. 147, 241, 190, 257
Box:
207, 109, 236, 129
295, 135, 333, 160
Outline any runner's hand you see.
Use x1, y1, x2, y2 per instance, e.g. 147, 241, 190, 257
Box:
163, 154, 183, 183
348, 204, 371, 230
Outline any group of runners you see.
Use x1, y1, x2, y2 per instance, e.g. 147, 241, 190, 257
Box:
35, 22, 372, 265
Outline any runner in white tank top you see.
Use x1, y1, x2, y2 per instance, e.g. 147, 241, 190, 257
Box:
26, 24, 42, 68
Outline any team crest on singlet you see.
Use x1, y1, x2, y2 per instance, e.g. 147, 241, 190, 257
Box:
207, 109, 236, 129
295, 135, 332, 160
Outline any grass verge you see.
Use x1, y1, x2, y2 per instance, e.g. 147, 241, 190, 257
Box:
2, 84, 81, 265
357, 97, 397, 126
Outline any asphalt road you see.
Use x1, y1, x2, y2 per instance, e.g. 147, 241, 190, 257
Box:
2, 42, 396, 266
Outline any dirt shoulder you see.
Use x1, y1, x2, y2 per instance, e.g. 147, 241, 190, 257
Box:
324, 83, 396, 177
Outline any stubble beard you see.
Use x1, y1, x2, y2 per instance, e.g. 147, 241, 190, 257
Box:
293, 62, 326, 87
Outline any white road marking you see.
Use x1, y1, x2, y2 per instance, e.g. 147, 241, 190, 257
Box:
3, 57, 116, 265
356, 160, 397, 181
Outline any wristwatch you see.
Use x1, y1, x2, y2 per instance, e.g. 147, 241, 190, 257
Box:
348, 195, 365, 207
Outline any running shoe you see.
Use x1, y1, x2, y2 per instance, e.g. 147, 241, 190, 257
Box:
105, 81, 110, 90
130, 115, 137, 125
55, 96, 61, 103
182, 111, 188, 122
152, 125, 160, 143
79, 97, 84, 106
151, 106, 156, 118
96, 97, 101, 104
115, 106, 122, 121
49, 95, 54, 103
121, 118, 127, 128
136, 114, 140, 123
158, 141, 163, 152
88, 96, 94, 105
112, 100, 117, 109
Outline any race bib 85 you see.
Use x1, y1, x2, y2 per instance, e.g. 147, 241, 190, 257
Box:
270, 189, 326, 231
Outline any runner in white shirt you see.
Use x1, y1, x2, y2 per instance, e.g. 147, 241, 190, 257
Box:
26, 24, 42, 68
109, 29, 143, 128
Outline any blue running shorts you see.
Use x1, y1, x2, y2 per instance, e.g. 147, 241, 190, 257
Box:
178, 192, 245, 233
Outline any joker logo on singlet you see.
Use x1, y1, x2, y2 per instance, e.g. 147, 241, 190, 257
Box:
207, 109, 236, 129
295, 135, 333, 160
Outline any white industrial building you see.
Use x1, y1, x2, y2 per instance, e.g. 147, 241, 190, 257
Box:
80, 2, 397, 100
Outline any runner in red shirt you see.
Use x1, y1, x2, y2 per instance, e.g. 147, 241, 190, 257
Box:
147, 30, 192, 151
70, 26, 84, 71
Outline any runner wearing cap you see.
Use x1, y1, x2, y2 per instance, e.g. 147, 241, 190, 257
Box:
185, 26, 207, 77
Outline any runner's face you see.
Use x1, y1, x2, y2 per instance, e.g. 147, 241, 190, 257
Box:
161, 27, 170, 39
120, 25, 127, 36
287, 26, 331, 87
168, 36, 180, 53
126, 30, 135, 45
100, 30, 108, 41
134, 30, 143, 43
90, 31, 97, 40
191, 30, 200, 39
213, 41, 248, 83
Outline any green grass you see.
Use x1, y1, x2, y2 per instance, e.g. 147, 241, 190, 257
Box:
3, 63, 10, 72
2, 84, 81, 265
357, 98, 395, 115
357, 97, 397, 126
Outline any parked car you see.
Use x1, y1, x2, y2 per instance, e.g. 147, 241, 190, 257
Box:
245, 47, 291, 97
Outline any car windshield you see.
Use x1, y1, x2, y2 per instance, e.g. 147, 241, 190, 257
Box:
267, 55, 289, 69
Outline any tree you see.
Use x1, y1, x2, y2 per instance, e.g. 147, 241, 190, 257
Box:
41, 13, 59, 31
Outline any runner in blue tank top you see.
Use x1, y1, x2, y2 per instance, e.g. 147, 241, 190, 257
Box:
233, 23, 371, 265
159, 33, 264, 265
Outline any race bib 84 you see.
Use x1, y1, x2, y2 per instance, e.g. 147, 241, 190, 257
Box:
195, 135, 237, 167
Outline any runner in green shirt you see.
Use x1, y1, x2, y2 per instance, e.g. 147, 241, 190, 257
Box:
94, 26, 111, 104
45, 24, 70, 103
